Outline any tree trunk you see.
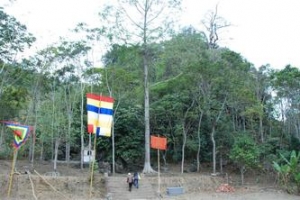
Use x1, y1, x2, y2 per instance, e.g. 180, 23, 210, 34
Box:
28, 135, 33, 162
66, 116, 71, 163
196, 112, 203, 172
181, 125, 187, 174
0, 127, 3, 147
65, 86, 72, 163
240, 165, 246, 185
66, 115, 71, 163
54, 138, 60, 172
80, 83, 84, 170
142, 41, 154, 173
30, 132, 36, 166
66, 141, 70, 162
259, 115, 264, 143
39, 141, 44, 161
31, 103, 38, 165
232, 113, 236, 131
180, 100, 194, 174
220, 155, 223, 174
211, 125, 216, 174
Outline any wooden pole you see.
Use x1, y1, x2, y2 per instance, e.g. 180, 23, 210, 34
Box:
88, 133, 92, 172
34, 170, 70, 199
157, 148, 161, 198
26, 170, 38, 200
112, 120, 115, 175
89, 133, 97, 198
7, 148, 18, 198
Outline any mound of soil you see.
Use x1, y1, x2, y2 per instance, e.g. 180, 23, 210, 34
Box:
0, 160, 105, 200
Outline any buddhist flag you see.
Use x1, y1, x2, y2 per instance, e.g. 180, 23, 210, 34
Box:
86, 93, 114, 137
151, 136, 167, 150
6, 123, 30, 149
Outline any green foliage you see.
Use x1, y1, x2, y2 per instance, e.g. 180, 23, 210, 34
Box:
0, 7, 36, 61
0, 4, 298, 179
229, 133, 260, 169
0, 140, 12, 159
273, 150, 300, 194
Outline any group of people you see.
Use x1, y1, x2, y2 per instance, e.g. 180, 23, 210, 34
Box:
127, 172, 140, 191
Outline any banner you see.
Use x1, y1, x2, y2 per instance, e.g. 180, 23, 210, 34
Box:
5, 123, 30, 149
151, 135, 167, 150
86, 93, 114, 137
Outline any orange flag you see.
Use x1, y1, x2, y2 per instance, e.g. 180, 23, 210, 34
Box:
151, 136, 167, 150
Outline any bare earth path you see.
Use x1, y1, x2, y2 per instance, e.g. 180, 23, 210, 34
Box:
166, 190, 300, 200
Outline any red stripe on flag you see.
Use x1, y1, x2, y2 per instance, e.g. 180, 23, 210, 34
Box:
86, 93, 114, 103
151, 136, 167, 150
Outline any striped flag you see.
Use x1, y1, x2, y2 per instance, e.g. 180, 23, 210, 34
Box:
5, 123, 30, 149
151, 136, 167, 150
86, 93, 114, 137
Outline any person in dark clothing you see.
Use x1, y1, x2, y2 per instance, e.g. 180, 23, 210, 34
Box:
127, 173, 133, 191
133, 172, 139, 188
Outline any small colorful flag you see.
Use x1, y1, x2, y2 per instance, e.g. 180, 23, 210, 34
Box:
5, 123, 30, 149
86, 93, 114, 137
151, 136, 167, 150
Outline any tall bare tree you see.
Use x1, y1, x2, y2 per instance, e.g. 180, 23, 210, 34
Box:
103, 0, 181, 173
202, 4, 230, 49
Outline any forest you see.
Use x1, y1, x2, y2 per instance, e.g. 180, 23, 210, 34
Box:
1, 0, 300, 193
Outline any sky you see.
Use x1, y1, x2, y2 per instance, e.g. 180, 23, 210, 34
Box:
3, 0, 300, 69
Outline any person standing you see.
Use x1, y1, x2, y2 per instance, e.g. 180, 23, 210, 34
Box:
133, 172, 140, 188
127, 173, 133, 191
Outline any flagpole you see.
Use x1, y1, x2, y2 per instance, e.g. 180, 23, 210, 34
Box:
89, 133, 97, 198
7, 148, 18, 198
89, 93, 101, 199
157, 148, 161, 198
88, 133, 92, 172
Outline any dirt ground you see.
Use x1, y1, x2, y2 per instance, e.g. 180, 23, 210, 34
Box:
0, 160, 299, 200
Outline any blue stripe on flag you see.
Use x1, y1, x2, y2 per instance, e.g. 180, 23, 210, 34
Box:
87, 105, 99, 113
100, 108, 114, 115
87, 105, 113, 115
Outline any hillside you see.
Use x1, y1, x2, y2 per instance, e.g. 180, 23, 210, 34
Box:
0, 160, 299, 200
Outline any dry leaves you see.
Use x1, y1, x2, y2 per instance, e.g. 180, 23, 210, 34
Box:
216, 183, 235, 193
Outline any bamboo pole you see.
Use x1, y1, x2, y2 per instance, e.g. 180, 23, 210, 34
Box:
88, 133, 92, 172
26, 170, 38, 200
7, 148, 18, 198
157, 148, 161, 198
89, 134, 97, 198
34, 170, 70, 199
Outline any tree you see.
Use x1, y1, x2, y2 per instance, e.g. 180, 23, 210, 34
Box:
104, 0, 182, 173
271, 65, 300, 148
0, 7, 35, 62
273, 150, 300, 193
99, 44, 142, 173
201, 4, 230, 49
0, 7, 35, 119
229, 133, 260, 185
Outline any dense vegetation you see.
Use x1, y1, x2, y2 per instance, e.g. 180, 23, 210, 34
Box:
1, 1, 300, 193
